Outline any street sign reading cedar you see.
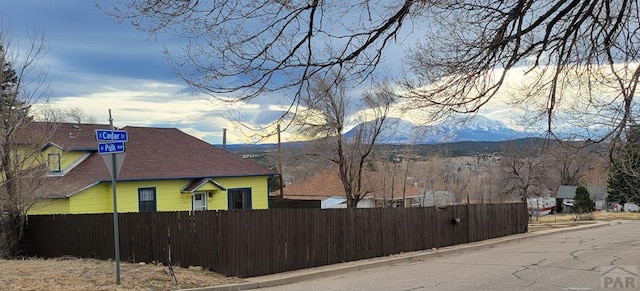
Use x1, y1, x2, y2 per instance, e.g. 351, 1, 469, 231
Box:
95, 129, 128, 142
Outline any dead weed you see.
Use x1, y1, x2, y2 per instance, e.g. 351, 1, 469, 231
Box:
0, 257, 243, 290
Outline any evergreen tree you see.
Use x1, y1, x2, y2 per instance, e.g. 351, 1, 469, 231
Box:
0, 45, 31, 128
607, 126, 640, 211
607, 167, 633, 209
574, 186, 594, 213
1, 50, 17, 89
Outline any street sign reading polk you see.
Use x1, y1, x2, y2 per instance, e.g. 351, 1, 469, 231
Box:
98, 141, 125, 154
95, 129, 128, 142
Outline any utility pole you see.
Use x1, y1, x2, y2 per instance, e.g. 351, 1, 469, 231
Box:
401, 160, 410, 207
278, 124, 284, 199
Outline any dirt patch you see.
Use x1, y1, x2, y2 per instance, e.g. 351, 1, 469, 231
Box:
0, 257, 243, 290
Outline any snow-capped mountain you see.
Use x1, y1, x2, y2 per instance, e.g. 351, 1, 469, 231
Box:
346, 116, 537, 144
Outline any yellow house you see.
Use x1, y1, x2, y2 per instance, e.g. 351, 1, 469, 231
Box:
29, 123, 276, 214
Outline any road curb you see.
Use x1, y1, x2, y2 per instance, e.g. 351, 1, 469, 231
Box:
184, 221, 613, 291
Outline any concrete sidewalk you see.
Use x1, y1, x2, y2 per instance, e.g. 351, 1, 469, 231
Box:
185, 221, 616, 291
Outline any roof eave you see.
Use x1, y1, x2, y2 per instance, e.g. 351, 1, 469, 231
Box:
65, 181, 102, 198
180, 178, 227, 194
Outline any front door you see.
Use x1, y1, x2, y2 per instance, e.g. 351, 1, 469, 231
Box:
193, 192, 207, 211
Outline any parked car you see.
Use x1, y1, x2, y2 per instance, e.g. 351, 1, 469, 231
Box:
563, 199, 575, 208
609, 202, 621, 211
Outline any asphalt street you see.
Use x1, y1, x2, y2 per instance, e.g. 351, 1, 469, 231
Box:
256, 221, 640, 291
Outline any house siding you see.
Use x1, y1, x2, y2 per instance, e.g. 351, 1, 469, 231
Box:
59, 150, 86, 170
197, 182, 220, 192
69, 183, 112, 214
15, 145, 46, 171
112, 180, 192, 213
216, 176, 269, 209
208, 187, 228, 210
30, 175, 271, 214
29, 198, 70, 214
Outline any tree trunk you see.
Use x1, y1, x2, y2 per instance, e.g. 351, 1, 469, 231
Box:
0, 210, 23, 258
0, 145, 26, 258
346, 196, 358, 208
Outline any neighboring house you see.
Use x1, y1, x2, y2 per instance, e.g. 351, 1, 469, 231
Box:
273, 167, 420, 208
28, 123, 276, 214
556, 185, 607, 211
409, 190, 456, 207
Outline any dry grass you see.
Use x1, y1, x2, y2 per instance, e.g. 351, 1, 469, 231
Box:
531, 211, 640, 224
0, 257, 243, 290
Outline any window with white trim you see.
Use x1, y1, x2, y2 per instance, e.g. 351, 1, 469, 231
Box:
138, 187, 157, 213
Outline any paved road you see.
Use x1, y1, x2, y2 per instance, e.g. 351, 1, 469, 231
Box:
258, 221, 640, 291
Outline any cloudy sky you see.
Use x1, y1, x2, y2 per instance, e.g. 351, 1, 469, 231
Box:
2, 0, 291, 144
2, 1, 548, 145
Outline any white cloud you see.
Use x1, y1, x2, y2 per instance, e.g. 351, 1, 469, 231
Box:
35, 77, 279, 144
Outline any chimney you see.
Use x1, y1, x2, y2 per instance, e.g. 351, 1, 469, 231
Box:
222, 128, 227, 150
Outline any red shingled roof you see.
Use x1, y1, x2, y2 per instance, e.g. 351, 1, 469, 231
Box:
276, 166, 420, 201
19, 122, 113, 150
41, 123, 276, 197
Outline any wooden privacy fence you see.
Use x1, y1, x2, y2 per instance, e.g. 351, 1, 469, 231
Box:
25, 203, 528, 278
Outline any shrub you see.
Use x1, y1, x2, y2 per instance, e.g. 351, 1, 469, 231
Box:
574, 186, 595, 214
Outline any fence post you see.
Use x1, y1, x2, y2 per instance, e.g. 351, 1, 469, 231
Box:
466, 193, 472, 243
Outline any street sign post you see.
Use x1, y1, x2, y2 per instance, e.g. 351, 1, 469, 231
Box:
96, 111, 127, 286
98, 141, 125, 154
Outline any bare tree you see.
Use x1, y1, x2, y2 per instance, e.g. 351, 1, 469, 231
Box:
105, 1, 417, 134
460, 157, 495, 204
484, 161, 510, 203
498, 141, 546, 201
64, 106, 97, 124
0, 26, 54, 257
543, 141, 590, 186
405, 1, 640, 143
294, 72, 394, 208
107, 1, 640, 141
579, 148, 609, 189
417, 154, 449, 193
372, 156, 396, 207
264, 137, 334, 192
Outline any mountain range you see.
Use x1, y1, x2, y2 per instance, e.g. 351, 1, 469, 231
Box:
225, 116, 551, 160
346, 116, 541, 144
